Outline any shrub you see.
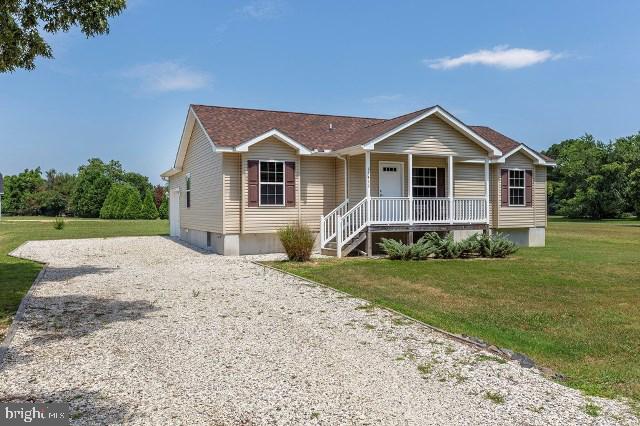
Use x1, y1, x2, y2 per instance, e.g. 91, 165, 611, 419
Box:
140, 190, 159, 219
278, 223, 315, 261
378, 237, 436, 260
53, 217, 65, 230
25, 190, 67, 216
158, 195, 169, 220
476, 232, 518, 258
100, 183, 141, 219
121, 189, 142, 219
420, 232, 462, 259
378, 238, 412, 260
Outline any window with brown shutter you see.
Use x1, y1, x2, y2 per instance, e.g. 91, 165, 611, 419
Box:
285, 161, 295, 207
501, 169, 509, 207
259, 160, 285, 206
247, 160, 259, 207
525, 169, 533, 207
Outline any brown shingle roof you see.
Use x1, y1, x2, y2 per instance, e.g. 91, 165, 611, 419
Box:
191, 104, 551, 160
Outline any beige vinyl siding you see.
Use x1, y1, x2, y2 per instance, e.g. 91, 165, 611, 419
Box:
454, 163, 485, 198
347, 154, 365, 205
490, 165, 499, 227
241, 137, 300, 233
223, 153, 241, 233
301, 156, 336, 231
375, 115, 487, 157
534, 166, 547, 227
497, 152, 536, 228
171, 122, 223, 233
335, 157, 346, 205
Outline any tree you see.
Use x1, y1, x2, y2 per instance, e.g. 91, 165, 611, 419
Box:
1, 168, 44, 214
158, 195, 168, 220
121, 187, 142, 219
70, 158, 123, 217
25, 190, 66, 216
629, 169, 640, 217
1, 0, 127, 73
140, 190, 159, 219
153, 184, 166, 209
123, 172, 152, 199
100, 183, 128, 219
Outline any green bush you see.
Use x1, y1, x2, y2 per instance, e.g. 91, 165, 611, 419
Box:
378, 238, 412, 260
53, 217, 65, 230
420, 232, 462, 259
140, 190, 159, 219
278, 223, 315, 261
100, 183, 142, 219
25, 190, 67, 216
475, 232, 518, 258
158, 195, 169, 220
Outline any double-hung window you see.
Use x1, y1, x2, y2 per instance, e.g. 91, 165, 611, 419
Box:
412, 167, 437, 197
259, 161, 285, 206
185, 173, 192, 208
508, 169, 525, 206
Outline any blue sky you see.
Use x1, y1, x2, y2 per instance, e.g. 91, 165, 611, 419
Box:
1, 0, 639, 183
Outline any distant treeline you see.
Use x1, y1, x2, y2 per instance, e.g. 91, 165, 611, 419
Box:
544, 133, 640, 219
1, 158, 168, 220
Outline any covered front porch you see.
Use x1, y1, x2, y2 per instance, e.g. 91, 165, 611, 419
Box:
321, 150, 492, 257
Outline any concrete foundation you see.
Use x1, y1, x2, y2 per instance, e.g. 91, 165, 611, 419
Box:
452, 229, 483, 242
178, 229, 322, 255
497, 227, 546, 247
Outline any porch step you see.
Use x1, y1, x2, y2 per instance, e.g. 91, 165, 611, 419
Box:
320, 233, 367, 257
340, 232, 367, 258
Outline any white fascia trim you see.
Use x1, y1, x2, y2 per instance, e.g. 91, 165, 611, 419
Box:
161, 167, 181, 178
496, 144, 554, 166
234, 129, 312, 155
361, 106, 502, 157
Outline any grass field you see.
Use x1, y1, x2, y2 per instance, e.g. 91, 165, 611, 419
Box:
267, 219, 640, 403
0, 217, 168, 337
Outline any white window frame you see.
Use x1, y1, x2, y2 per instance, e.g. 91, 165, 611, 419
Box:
185, 173, 192, 208
258, 160, 286, 207
508, 169, 526, 207
412, 167, 438, 198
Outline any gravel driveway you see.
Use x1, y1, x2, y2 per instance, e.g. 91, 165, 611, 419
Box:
1, 237, 636, 425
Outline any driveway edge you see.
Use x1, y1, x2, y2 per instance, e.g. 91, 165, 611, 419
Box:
252, 260, 508, 358
1, 242, 48, 368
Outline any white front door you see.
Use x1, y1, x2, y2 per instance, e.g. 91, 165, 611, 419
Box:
378, 161, 404, 197
169, 188, 180, 237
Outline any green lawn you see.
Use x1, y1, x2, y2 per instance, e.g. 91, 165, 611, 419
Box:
0, 217, 168, 337
267, 219, 640, 403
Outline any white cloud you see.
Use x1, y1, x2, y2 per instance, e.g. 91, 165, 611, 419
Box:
240, 0, 284, 20
363, 94, 403, 104
426, 46, 563, 70
123, 62, 210, 93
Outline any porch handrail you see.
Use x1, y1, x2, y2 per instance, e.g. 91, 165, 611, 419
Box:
336, 198, 368, 257
412, 197, 450, 223
320, 198, 349, 248
453, 198, 487, 223
370, 197, 411, 224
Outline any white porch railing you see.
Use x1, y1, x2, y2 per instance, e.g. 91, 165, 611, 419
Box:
321, 197, 488, 253
320, 198, 349, 247
453, 198, 487, 223
336, 198, 368, 257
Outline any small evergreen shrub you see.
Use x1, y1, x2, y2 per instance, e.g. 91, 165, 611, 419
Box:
420, 232, 462, 259
378, 238, 412, 260
278, 223, 315, 261
122, 189, 142, 219
158, 195, 169, 220
140, 190, 159, 219
476, 232, 518, 258
53, 217, 65, 230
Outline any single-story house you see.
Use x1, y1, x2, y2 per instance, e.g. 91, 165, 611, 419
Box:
161, 105, 555, 256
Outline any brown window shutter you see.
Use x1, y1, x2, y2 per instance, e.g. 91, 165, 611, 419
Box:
248, 160, 259, 207
525, 169, 533, 207
501, 169, 509, 207
285, 161, 296, 207
436, 168, 446, 197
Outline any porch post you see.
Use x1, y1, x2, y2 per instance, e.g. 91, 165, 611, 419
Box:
484, 159, 490, 224
448, 155, 454, 224
365, 150, 371, 224
408, 153, 413, 225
